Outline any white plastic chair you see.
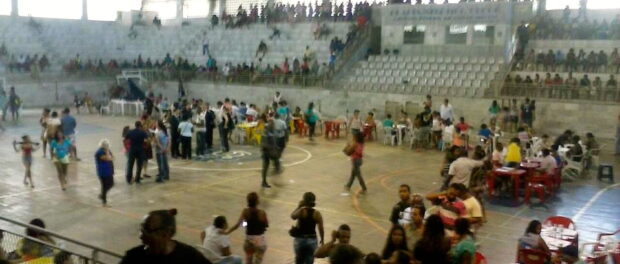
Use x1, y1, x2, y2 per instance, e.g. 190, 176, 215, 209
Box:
383, 126, 396, 146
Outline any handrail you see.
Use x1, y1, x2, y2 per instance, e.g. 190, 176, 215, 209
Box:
496, 82, 620, 102
0, 215, 123, 259
332, 25, 371, 76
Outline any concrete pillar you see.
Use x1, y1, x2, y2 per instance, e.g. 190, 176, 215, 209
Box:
208, 0, 216, 17
466, 25, 474, 45
11, 0, 18, 16
218, 0, 225, 17
537, 0, 546, 16
82, 0, 88, 20
177, 0, 184, 20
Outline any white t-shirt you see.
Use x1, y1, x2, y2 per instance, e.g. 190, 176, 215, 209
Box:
462, 196, 483, 219
440, 104, 453, 121
448, 157, 484, 187
538, 155, 557, 175
178, 121, 193, 137
202, 226, 231, 263
431, 118, 442, 131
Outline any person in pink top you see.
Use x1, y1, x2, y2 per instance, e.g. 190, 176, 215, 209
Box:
345, 133, 367, 193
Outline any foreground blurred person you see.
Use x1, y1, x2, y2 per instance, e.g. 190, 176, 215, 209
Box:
120, 209, 212, 264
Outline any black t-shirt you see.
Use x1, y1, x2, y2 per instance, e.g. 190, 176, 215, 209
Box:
120, 241, 212, 264
125, 129, 148, 151
389, 201, 409, 225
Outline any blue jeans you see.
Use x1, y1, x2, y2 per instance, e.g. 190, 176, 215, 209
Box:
216, 255, 242, 264
156, 152, 169, 181
294, 237, 317, 264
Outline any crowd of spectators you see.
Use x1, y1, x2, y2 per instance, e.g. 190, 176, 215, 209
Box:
517, 48, 620, 74
0, 43, 50, 78
217, 0, 373, 28
504, 72, 619, 101
530, 9, 620, 40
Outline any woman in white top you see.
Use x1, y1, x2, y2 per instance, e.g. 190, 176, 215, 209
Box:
201, 216, 242, 264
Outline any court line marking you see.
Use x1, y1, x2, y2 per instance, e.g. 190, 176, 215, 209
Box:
572, 182, 620, 222
165, 145, 312, 172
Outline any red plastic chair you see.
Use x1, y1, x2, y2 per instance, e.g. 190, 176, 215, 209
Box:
474, 252, 487, 264
544, 216, 576, 230
517, 248, 549, 264
524, 182, 547, 204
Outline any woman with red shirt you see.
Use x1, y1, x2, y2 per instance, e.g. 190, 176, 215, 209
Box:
345, 132, 367, 192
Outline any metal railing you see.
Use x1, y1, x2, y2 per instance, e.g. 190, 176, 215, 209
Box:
0, 216, 123, 264
499, 82, 620, 102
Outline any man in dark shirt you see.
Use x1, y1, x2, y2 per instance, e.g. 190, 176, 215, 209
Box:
169, 109, 180, 159
145, 93, 155, 116
125, 121, 148, 184
120, 209, 212, 264
204, 103, 216, 153
389, 184, 411, 226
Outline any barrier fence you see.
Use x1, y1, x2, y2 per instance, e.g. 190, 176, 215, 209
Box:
0, 216, 122, 264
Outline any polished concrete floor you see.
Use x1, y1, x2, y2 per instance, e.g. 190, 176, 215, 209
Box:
0, 112, 618, 264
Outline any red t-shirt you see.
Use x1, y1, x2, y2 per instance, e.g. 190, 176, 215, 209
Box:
351, 143, 363, 160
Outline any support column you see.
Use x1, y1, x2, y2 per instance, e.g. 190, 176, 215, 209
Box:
208, 0, 216, 17
218, 0, 225, 17
82, 0, 88, 20
11, 0, 18, 17
177, 0, 184, 20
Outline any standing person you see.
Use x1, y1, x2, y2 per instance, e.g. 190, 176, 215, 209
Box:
169, 109, 181, 159
155, 120, 170, 183
219, 106, 235, 152
348, 109, 363, 136
520, 98, 535, 128
50, 131, 71, 191
0, 89, 7, 122
60, 108, 80, 161
344, 132, 367, 192
178, 116, 194, 160
616, 114, 620, 155
13, 135, 39, 188
204, 103, 216, 153
389, 184, 411, 226
381, 225, 409, 260
226, 192, 269, 264
8, 86, 21, 121
120, 209, 212, 264
488, 100, 500, 123
440, 99, 454, 125
412, 215, 451, 264
195, 106, 207, 158
45, 111, 61, 158
124, 121, 148, 184
94, 139, 114, 207
39, 109, 51, 158
304, 102, 319, 141
201, 216, 242, 264
260, 119, 280, 188
291, 192, 325, 264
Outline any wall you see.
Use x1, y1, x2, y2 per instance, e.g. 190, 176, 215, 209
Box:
11, 80, 619, 145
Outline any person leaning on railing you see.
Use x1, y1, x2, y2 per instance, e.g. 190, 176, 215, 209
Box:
5, 219, 57, 261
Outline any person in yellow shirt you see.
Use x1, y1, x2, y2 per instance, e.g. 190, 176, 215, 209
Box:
505, 138, 522, 167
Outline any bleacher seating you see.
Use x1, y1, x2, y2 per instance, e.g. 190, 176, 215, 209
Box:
345, 54, 504, 96
194, 22, 351, 66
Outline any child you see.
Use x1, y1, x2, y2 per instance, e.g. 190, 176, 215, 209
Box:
13, 135, 40, 188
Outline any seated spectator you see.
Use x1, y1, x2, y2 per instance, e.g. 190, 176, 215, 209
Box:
505, 138, 522, 167
402, 203, 425, 246
383, 114, 394, 129
517, 127, 530, 145
412, 215, 451, 264
269, 26, 281, 40
538, 149, 557, 175
567, 135, 584, 162
450, 218, 476, 264
477, 123, 492, 140
13, 218, 56, 261
492, 142, 505, 167
381, 225, 408, 260
120, 209, 211, 263
455, 117, 470, 134
517, 220, 551, 261
200, 216, 241, 264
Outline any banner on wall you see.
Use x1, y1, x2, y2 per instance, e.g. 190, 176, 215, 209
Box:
382, 2, 533, 24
